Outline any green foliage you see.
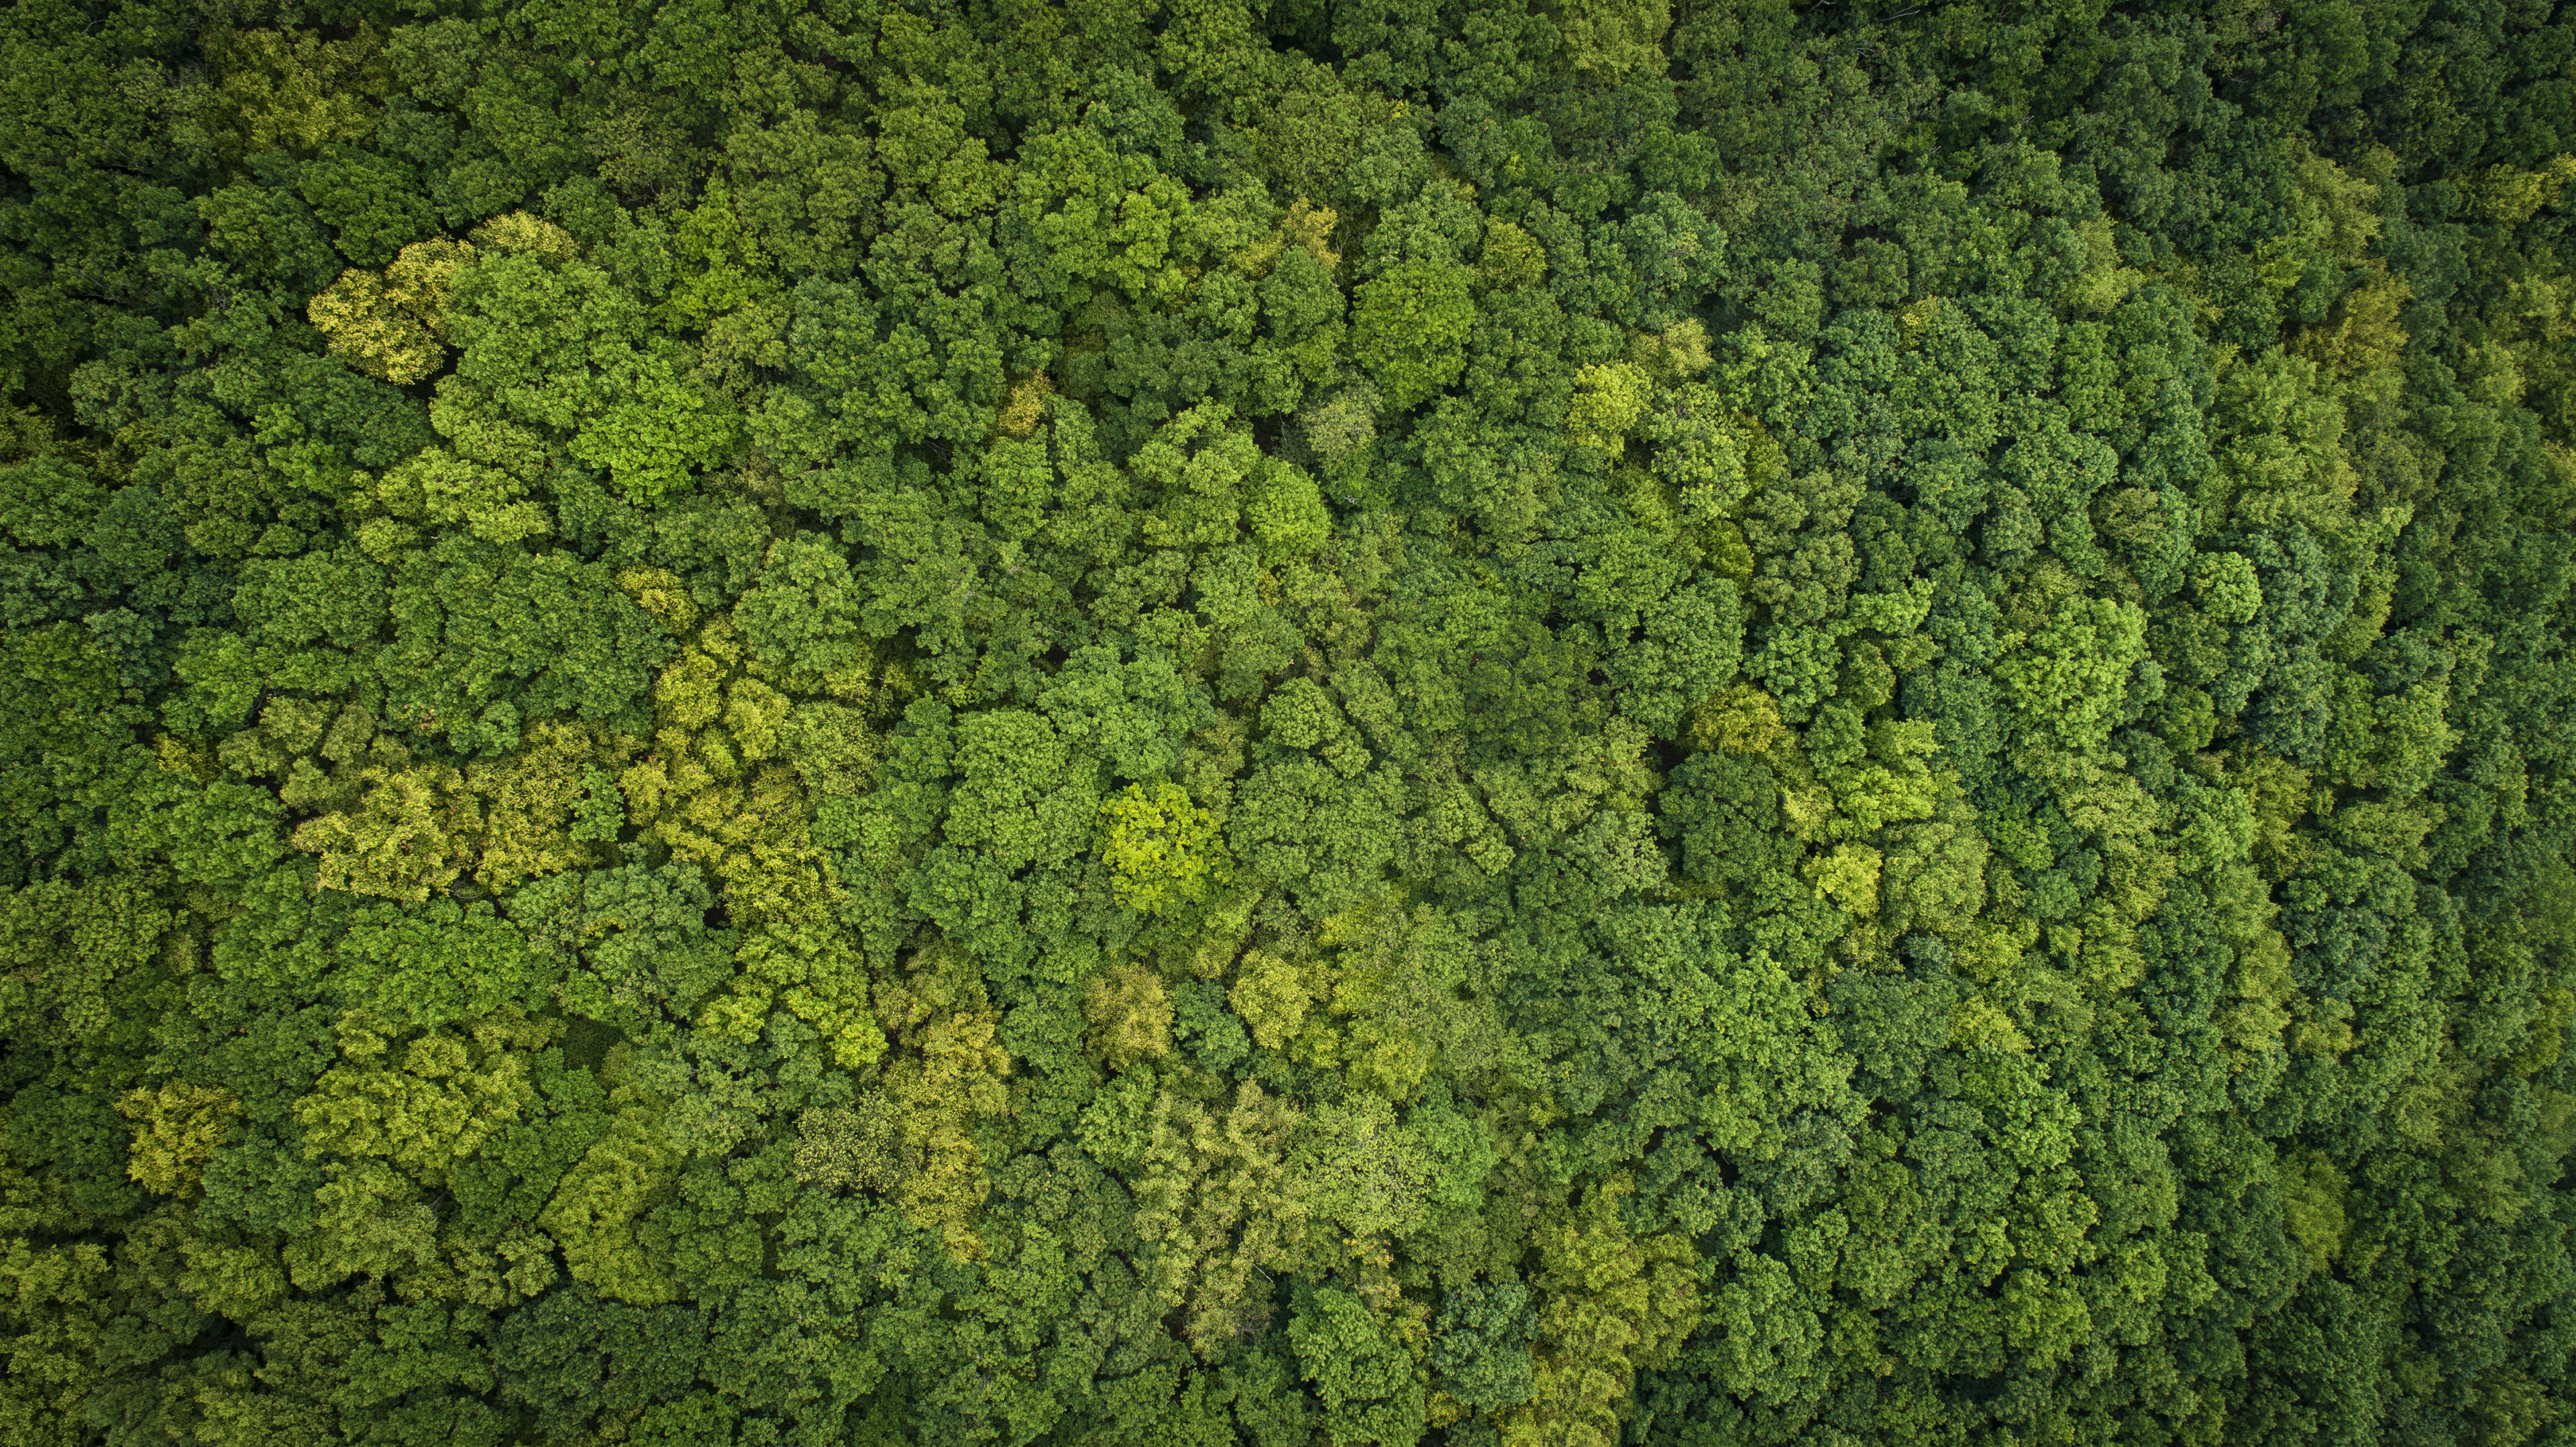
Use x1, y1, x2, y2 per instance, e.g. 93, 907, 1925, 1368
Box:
1350, 260, 1476, 410
1099, 781, 1224, 914
1508, 1183, 1700, 1447
5, 3, 2575, 1443
297, 1009, 549, 1185
1291, 1283, 1427, 1446
116, 1081, 238, 1196
1431, 1279, 1539, 1415
1084, 960, 1175, 1068
440, 217, 738, 504
541, 1102, 682, 1305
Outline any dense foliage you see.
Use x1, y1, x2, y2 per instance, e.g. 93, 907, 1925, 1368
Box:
4, 1, 2575, 1443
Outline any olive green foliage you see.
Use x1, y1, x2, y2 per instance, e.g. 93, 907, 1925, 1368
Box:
1101, 780, 1225, 913
308, 237, 477, 384
2, 2, 2573, 1446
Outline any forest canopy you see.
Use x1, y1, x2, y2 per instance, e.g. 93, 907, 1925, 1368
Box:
3, 1, 2575, 1444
